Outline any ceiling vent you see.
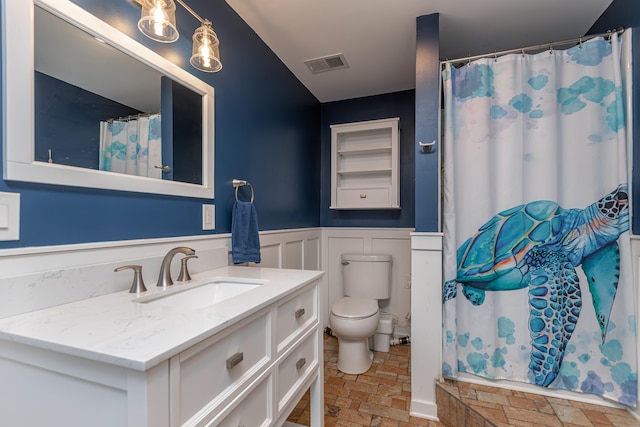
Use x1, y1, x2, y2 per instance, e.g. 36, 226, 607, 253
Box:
304, 53, 349, 74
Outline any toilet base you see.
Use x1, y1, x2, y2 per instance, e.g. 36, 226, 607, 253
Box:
336, 337, 374, 374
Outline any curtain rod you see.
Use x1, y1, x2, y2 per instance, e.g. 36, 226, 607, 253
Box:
444, 27, 624, 66
106, 112, 160, 124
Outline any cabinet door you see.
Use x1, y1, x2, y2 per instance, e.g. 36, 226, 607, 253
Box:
330, 118, 400, 209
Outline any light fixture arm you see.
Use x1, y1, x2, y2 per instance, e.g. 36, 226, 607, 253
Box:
175, 0, 205, 24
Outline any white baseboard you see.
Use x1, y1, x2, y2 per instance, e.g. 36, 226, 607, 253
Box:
410, 398, 439, 421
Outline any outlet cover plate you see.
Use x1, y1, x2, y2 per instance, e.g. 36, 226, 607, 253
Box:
202, 204, 215, 230
0, 192, 19, 240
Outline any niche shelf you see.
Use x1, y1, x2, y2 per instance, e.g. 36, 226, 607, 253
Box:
330, 117, 400, 209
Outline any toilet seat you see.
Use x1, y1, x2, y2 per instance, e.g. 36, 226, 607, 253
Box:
331, 297, 378, 320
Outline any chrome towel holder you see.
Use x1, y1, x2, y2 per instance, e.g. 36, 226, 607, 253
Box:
232, 178, 254, 203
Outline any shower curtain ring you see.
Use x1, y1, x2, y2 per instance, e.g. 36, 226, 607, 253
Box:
579, 35, 583, 49
549, 42, 553, 54
521, 46, 525, 57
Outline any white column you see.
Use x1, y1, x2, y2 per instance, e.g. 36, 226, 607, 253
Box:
410, 232, 443, 420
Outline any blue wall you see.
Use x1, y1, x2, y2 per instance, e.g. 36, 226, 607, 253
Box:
588, 0, 640, 234
414, 14, 440, 232
34, 72, 140, 169
320, 90, 415, 228
0, 0, 320, 248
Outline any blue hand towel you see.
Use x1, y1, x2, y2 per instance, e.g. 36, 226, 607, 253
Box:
232, 200, 261, 264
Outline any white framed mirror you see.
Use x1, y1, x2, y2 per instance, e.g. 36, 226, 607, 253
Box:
2, 0, 215, 198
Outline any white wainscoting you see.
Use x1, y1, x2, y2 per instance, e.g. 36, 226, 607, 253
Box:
0, 228, 322, 319
247, 228, 321, 271
0, 227, 409, 327
321, 228, 414, 337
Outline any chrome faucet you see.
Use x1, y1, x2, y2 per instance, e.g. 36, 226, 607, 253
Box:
157, 246, 196, 287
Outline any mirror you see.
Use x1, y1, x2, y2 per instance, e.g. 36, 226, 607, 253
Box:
3, 0, 215, 198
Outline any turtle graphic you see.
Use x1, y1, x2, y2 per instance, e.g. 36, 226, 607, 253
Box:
443, 184, 629, 386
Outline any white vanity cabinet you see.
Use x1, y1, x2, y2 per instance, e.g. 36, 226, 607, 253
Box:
174, 282, 322, 427
0, 268, 324, 427
330, 117, 400, 209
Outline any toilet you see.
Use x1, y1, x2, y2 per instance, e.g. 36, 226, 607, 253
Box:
330, 253, 392, 374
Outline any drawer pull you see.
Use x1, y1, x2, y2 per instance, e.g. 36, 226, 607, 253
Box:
360, 193, 367, 198
226, 352, 244, 369
295, 308, 305, 319
296, 357, 306, 370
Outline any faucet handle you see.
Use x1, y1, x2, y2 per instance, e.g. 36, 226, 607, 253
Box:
177, 255, 199, 282
115, 265, 147, 294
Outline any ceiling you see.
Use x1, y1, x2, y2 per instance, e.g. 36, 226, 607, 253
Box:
225, 0, 614, 103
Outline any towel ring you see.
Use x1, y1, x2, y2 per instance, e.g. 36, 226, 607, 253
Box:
233, 179, 255, 203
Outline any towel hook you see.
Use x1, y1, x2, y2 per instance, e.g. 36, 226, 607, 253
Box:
418, 140, 436, 153
233, 179, 255, 203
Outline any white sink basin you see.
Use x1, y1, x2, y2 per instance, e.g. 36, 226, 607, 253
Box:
134, 278, 265, 310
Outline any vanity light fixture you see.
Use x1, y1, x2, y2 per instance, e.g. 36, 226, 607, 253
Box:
137, 0, 222, 72
138, 0, 178, 42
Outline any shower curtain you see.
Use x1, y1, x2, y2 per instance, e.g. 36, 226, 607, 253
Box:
99, 114, 162, 179
442, 31, 636, 406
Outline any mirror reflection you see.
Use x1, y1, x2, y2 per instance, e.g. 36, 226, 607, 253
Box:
33, 6, 203, 185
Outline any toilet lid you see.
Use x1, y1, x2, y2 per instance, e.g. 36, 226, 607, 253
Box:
331, 297, 378, 319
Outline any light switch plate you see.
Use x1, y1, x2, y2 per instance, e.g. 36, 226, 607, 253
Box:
202, 204, 215, 230
0, 192, 19, 240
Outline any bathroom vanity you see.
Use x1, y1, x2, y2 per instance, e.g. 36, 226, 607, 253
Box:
0, 266, 324, 427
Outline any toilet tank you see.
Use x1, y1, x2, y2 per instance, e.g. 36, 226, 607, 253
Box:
341, 254, 392, 299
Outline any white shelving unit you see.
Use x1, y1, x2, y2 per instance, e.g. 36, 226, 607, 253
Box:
330, 117, 400, 209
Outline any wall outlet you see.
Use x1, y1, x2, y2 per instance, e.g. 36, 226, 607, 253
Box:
0, 192, 19, 240
202, 204, 215, 230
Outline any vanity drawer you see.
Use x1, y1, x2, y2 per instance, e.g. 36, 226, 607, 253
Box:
177, 310, 270, 425
275, 283, 317, 353
210, 376, 271, 427
336, 187, 391, 208
276, 330, 318, 412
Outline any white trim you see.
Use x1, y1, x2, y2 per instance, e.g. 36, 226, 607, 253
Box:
2, 0, 215, 198
410, 233, 443, 419
0, 233, 226, 258
409, 399, 439, 421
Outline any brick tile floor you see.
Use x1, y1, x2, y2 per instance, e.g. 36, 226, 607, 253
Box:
287, 335, 640, 427
287, 335, 444, 426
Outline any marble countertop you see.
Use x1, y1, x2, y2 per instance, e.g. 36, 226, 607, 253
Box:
0, 266, 324, 371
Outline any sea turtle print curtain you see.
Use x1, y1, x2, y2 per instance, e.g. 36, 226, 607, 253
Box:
441, 31, 636, 406
99, 114, 162, 179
